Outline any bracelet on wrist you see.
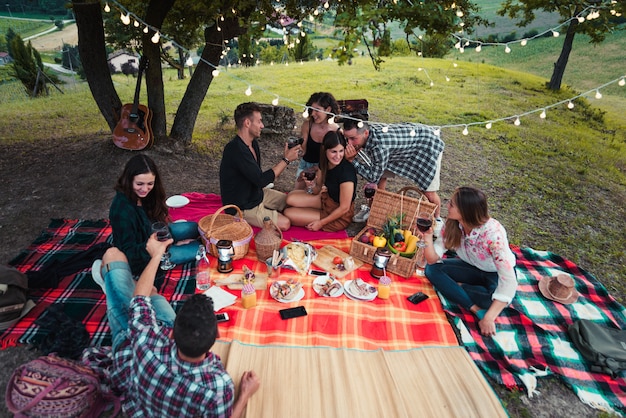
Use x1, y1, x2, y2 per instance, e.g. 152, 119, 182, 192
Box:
282, 157, 291, 165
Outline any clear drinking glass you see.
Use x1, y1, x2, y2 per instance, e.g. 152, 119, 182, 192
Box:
151, 222, 176, 270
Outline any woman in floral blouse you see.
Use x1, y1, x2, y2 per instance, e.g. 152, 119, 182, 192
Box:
422, 186, 517, 336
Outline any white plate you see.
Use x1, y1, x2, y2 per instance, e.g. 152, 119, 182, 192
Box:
313, 276, 344, 298
270, 281, 305, 303
166, 195, 190, 208
344, 279, 377, 302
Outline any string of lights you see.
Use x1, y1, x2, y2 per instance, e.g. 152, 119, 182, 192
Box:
103, 0, 625, 136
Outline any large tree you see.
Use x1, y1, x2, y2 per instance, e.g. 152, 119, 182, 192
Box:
72, 0, 482, 147
498, 0, 625, 90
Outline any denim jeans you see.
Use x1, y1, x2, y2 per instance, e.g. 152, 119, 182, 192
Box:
103, 261, 176, 350
167, 221, 202, 265
424, 258, 499, 310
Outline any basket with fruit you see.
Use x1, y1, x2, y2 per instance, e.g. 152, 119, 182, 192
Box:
349, 187, 437, 278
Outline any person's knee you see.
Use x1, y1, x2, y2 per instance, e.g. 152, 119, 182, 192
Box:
102, 247, 127, 265
277, 214, 291, 231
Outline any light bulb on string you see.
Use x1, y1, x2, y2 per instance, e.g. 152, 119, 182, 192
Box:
445, 76, 450, 82
540, 109, 547, 119
578, 16, 585, 23
514, 116, 521, 126
619, 78, 625, 87
520, 39, 527, 46
357, 121, 364, 128
324, 1, 330, 8
475, 44, 482, 52
568, 101, 575, 109
433, 128, 441, 136
462, 126, 469, 136
143, 26, 149, 33
486, 122, 492, 130
272, 96, 279, 106
121, 12, 131, 25
328, 116, 335, 124
552, 30, 559, 37
104, 3, 110, 12
302, 109, 309, 118
211, 68, 220, 77
151, 31, 161, 43
430, 81, 434, 87
133, 20, 139, 27
595, 90, 602, 99
505, 44, 511, 53
245, 86, 252, 96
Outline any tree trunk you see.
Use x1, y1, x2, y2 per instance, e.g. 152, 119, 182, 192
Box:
170, 19, 245, 144
72, 0, 121, 131
142, 0, 176, 142
548, 19, 578, 91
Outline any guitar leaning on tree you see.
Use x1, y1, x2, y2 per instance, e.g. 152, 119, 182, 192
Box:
112, 57, 153, 150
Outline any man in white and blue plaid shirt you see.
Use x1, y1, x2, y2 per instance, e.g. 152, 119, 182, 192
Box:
343, 116, 445, 232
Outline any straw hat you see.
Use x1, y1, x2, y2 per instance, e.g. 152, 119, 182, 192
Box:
538, 274, 579, 305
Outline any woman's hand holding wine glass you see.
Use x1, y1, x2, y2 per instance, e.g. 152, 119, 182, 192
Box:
303, 169, 316, 194
415, 212, 433, 248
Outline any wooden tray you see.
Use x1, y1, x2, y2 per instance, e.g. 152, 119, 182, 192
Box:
312, 245, 364, 279
214, 273, 268, 290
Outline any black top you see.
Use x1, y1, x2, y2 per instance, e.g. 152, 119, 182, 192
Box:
303, 135, 322, 163
324, 159, 357, 203
219, 135, 276, 212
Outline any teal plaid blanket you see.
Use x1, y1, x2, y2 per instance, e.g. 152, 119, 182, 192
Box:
441, 245, 626, 414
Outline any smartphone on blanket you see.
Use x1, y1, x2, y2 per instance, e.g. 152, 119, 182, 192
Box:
407, 292, 429, 305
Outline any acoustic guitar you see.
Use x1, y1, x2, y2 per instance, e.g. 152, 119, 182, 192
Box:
112, 57, 153, 150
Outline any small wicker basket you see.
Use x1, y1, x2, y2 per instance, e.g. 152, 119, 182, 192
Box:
350, 186, 437, 278
198, 205, 253, 260
254, 217, 283, 261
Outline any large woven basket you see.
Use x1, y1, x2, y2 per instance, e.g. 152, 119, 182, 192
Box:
198, 205, 253, 260
350, 186, 437, 278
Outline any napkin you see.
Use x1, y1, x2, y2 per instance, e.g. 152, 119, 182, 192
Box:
203, 286, 237, 311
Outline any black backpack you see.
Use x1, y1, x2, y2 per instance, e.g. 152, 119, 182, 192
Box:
568, 319, 626, 377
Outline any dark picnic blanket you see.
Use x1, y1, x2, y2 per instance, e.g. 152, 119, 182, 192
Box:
440, 245, 626, 414
1, 219, 197, 348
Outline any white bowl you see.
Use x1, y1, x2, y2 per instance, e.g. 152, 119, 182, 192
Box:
166, 195, 190, 208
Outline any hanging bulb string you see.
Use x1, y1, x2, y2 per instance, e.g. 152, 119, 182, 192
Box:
104, 0, 624, 135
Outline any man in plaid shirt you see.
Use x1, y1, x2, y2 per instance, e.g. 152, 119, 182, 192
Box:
94, 235, 259, 417
343, 116, 445, 232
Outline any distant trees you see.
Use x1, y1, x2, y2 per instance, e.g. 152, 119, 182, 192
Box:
498, 0, 625, 90
10, 35, 59, 96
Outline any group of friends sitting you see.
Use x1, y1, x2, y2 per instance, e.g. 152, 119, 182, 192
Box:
89, 93, 517, 416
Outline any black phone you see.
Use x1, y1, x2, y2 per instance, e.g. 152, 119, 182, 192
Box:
309, 269, 328, 276
216, 313, 229, 322
407, 292, 429, 305
279, 306, 307, 320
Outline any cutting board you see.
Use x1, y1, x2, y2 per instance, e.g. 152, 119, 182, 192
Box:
312, 245, 364, 279
214, 273, 268, 290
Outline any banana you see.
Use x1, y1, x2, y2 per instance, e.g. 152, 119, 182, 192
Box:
405, 235, 419, 254
403, 229, 412, 242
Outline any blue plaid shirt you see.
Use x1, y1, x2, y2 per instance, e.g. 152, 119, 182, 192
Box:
352, 123, 444, 190
110, 296, 234, 417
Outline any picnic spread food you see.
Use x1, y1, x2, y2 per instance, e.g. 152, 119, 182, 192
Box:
344, 278, 377, 301
242, 265, 256, 283
313, 276, 343, 297
283, 242, 316, 274
270, 279, 304, 302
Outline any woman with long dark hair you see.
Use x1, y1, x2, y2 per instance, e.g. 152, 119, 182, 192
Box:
422, 186, 517, 336
285, 131, 356, 231
108, 155, 201, 285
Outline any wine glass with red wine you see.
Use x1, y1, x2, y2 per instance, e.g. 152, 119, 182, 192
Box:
415, 213, 433, 248
303, 169, 316, 194
363, 183, 377, 205
151, 222, 176, 270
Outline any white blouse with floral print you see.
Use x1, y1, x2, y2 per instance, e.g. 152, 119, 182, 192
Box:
438, 218, 517, 304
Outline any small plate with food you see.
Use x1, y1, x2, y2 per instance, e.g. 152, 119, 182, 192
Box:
343, 278, 377, 302
270, 280, 304, 303
312, 276, 343, 298
282, 242, 317, 275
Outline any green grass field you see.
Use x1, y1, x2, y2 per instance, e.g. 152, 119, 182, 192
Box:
0, 18, 54, 39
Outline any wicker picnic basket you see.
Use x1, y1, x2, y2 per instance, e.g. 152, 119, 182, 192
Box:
350, 186, 437, 278
254, 217, 284, 261
198, 205, 253, 260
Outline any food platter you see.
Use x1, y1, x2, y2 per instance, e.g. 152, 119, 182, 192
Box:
312, 276, 344, 298
166, 195, 190, 208
343, 279, 377, 302
270, 280, 305, 303
282, 242, 317, 275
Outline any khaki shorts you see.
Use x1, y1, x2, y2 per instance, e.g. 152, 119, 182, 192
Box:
242, 189, 287, 228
